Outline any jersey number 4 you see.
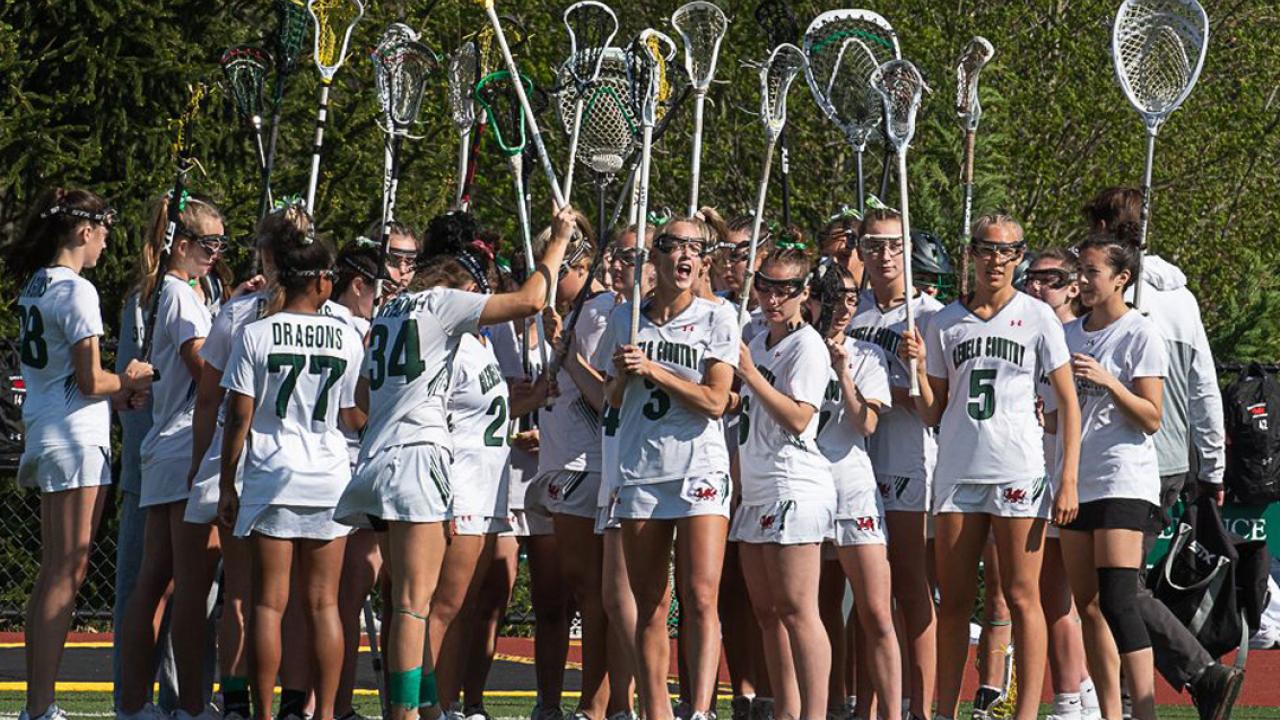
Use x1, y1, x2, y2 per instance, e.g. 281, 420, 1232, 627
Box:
268, 353, 347, 421
368, 320, 426, 389
967, 368, 997, 421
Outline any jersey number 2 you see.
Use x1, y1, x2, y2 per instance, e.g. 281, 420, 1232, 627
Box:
483, 396, 509, 447
967, 369, 997, 421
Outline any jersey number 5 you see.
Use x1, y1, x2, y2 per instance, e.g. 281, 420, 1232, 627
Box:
268, 353, 348, 421
967, 368, 997, 421
368, 320, 426, 389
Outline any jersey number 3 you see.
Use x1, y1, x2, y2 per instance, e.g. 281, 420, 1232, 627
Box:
368, 320, 426, 389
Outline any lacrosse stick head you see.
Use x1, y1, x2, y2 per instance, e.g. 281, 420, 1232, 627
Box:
476, 70, 533, 158
307, 0, 364, 83
671, 1, 728, 93
803, 10, 900, 149
372, 38, 437, 135
274, 0, 312, 78
564, 1, 619, 88
870, 59, 925, 153
629, 30, 677, 128
220, 46, 272, 122
754, 0, 799, 46
759, 43, 808, 142
448, 42, 479, 133
955, 36, 994, 130
1112, 0, 1208, 129
559, 48, 637, 177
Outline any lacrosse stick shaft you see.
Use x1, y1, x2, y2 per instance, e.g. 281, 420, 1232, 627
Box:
248, 118, 274, 212
361, 599, 386, 719
261, 105, 284, 219
460, 119, 486, 212
737, 141, 777, 327
549, 176, 611, 383
629, 126, 655, 345
562, 99, 586, 203
512, 157, 552, 373
374, 133, 402, 302
1134, 129, 1156, 310
455, 127, 472, 209
483, 5, 567, 209
959, 129, 977, 297
779, 129, 792, 227
879, 148, 893, 201
896, 150, 919, 397
687, 91, 708, 216
855, 146, 865, 215
305, 83, 331, 213
609, 161, 638, 230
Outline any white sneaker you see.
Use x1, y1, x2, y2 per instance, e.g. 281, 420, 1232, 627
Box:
117, 704, 170, 720
444, 704, 466, 720
20, 705, 68, 720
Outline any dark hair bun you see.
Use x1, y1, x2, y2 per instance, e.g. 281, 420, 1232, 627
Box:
424, 211, 478, 259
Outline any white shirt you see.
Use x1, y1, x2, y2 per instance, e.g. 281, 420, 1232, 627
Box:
537, 292, 614, 474
924, 292, 1071, 488
848, 290, 944, 479
326, 301, 372, 467
140, 275, 212, 466
448, 334, 512, 517
201, 291, 269, 372
739, 324, 835, 504
221, 311, 364, 506
1064, 309, 1168, 505
816, 338, 893, 516
490, 320, 544, 510
597, 297, 739, 485
17, 266, 110, 449
359, 288, 488, 459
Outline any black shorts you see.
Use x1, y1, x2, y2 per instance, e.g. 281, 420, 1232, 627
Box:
367, 513, 389, 532
1063, 498, 1163, 533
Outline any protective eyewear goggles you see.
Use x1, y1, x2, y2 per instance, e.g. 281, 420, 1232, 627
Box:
753, 272, 807, 299
1023, 268, 1076, 289
611, 247, 640, 267
176, 223, 229, 255
858, 234, 905, 256
387, 248, 419, 269
653, 233, 708, 256
970, 239, 1027, 261
728, 241, 752, 263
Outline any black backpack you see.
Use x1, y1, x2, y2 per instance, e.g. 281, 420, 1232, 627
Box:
1222, 363, 1280, 505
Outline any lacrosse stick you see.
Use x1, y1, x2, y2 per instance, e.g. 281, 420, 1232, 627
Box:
672, 1, 728, 216
560, 1, 620, 204
737, 44, 808, 327
262, 0, 310, 218
1112, 0, 1208, 309
803, 10, 900, 216
955, 37, 994, 298
473, 0, 568, 210
449, 42, 480, 210
871, 59, 925, 396
754, 0, 799, 227
221, 47, 273, 209
477, 70, 552, 376
605, 60, 691, 231
142, 82, 210, 369
548, 48, 638, 380
303, 0, 363, 214
361, 599, 386, 720
628, 30, 677, 344
371, 29, 435, 302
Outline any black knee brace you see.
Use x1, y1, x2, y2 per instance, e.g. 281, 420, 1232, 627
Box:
1097, 567, 1151, 653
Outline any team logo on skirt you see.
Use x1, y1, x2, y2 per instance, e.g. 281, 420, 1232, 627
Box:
855, 516, 877, 531
1002, 487, 1029, 505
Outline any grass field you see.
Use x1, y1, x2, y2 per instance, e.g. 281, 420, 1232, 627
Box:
0, 692, 1276, 720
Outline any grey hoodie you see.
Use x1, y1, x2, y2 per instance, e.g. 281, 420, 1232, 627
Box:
1127, 255, 1225, 483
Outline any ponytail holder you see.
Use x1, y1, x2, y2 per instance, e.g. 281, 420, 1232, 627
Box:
864, 194, 898, 214
272, 194, 304, 212
776, 240, 806, 251
167, 188, 190, 212
647, 208, 671, 227
468, 239, 495, 262
829, 204, 862, 222
354, 235, 380, 249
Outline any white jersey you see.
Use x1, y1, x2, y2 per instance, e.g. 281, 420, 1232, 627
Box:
17, 266, 110, 449
848, 290, 944, 479
816, 338, 892, 515
924, 292, 1070, 488
490, 320, 545, 510
202, 291, 270, 372
597, 297, 739, 485
739, 325, 835, 504
359, 288, 487, 459
537, 291, 614, 474
140, 275, 212, 466
1064, 310, 1168, 505
326, 301, 372, 467
448, 334, 512, 517
221, 311, 364, 506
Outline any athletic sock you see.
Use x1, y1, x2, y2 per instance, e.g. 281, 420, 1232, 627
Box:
279, 688, 307, 719
1052, 692, 1083, 719
221, 676, 251, 718
1080, 677, 1100, 715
